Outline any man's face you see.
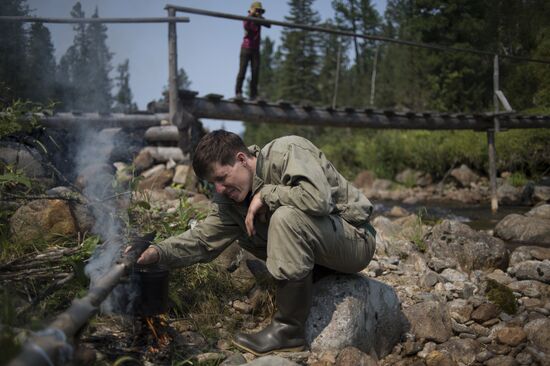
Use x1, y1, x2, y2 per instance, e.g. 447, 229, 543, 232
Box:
209, 156, 252, 203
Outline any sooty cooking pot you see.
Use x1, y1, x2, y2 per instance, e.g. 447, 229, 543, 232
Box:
133, 264, 170, 316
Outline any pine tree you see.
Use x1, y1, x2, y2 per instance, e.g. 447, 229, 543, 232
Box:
317, 20, 348, 106
86, 7, 113, 112
26, 22, 56, 103
113, 59, 136, 113
278, 0, 320, 102
0, 0, 29, 100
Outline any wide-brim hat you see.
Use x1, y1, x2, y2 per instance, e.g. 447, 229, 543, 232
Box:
250, 1, 265, 13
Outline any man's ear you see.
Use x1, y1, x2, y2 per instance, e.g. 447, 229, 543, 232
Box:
236, 152, 247, 164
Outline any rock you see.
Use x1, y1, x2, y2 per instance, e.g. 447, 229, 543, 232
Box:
133, 149, 154, 172
142, 164, 166, 178
495, 214, 550, 244
425, 350, 457, 366
404, 301, 452, 343
10, 199, 77, 243
243, 355, 300, 366
395, 168, 432, 187
471, 303, 500, 323
0, 141, 48, 179
232, 300, 253, 314
524, 318, 550, 353
173, 164, 191, 185
335, 346, 378, 366
510, 246, 550, 266
428, 257, 457, 273
485, 355, 519, 366
389, 206, 410, 218
495, 326, 527, 346
353, 170, 375, 189
46, 186, 94, 233
533, 186, 550, 203
514, 351, 533, 365
437, 338, 481, 365
195, 352, 226, 364
426, 220, 509, 272
306, 274, 406, 358
450, 164, 479, 187
419, 270, 441, 288
508, 260, 550, 284
498, 183, 523, 205
137, 168, 174, 191
447, 299, 473, 323
509, 270, 550, 305
220, 353, 248, 366
401, 339, 423, 356
440, 268, 468, 283
487, 269, 514, 285
525, 204, 550, 220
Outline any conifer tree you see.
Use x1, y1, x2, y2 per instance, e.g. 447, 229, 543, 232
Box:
86, 7, 113, 112
26, 22, 56, 103
114, 59, 136, 113
0, 0, 29, 100
278, 0, 320, 102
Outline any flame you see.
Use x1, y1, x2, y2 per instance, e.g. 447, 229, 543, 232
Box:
144, 315, 170, 353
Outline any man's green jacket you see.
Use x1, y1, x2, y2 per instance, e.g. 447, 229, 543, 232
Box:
153, 135, 374, 268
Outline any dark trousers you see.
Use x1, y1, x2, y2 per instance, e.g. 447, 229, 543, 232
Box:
235, 47, 260, 98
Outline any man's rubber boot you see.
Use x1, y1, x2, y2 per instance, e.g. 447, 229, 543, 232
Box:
232, 271, 313, 356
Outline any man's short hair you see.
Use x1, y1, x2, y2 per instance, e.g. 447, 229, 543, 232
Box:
192, 130, 252, 180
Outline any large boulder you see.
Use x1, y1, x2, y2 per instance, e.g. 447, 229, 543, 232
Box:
425, 220, 509, 272
10, 199, 77, 243
305, 274, 406, 358
494, 211, 550, 245
46, 186, 95, 233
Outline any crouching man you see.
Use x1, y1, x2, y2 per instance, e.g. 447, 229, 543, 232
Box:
131, 130, 376, 356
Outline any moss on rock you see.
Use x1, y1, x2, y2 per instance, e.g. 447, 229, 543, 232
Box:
486, 279, 517, 315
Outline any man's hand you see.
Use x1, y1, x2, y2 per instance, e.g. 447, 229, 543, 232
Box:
125, 245, 160, 265
245, 192, 264, 237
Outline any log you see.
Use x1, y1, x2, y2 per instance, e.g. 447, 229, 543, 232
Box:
8, 234, 154, 366
144, 125, 179, 143
141, 146, 189, 163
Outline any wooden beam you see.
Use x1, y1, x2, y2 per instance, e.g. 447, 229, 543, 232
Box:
180, 96, 550, 130
0, 16, 189, 24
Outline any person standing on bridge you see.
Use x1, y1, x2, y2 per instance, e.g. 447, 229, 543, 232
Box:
235, 1, 270, 101
128, 130, 376, 355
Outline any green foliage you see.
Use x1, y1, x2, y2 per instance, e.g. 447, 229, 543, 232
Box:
507, 172, 528, 187
170, 263, 244, 340
0, 94, 51, 139
410, 209, 428, 253
486, 279, 518, 315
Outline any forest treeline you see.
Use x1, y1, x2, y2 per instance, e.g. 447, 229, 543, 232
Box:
244, 0, 550, 179
0, 0, 139, 113
1, 0, 549, 179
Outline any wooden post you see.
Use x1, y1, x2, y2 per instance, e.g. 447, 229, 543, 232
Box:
370, 44, 379, 106
167, 7, 178, 126
332, 39, 341, 109
488, 54, 499, 213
